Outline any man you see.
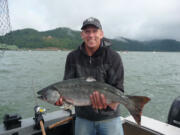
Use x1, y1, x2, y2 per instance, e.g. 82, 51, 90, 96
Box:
56, 17, 124, 135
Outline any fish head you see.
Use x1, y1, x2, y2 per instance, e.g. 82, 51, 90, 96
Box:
37, 88, 61, 105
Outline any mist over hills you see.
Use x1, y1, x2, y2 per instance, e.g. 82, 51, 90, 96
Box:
0, 27, 180, 51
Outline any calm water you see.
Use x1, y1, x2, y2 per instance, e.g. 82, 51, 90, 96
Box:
0, 51, 180, 123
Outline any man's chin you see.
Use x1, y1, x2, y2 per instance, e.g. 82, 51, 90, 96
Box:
86, 43, 97, 48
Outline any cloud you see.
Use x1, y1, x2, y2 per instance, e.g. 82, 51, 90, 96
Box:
7, 0, 180, 41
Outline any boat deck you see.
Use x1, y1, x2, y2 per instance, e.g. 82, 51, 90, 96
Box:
0, 110, 180, 135
124, 116, 180, 135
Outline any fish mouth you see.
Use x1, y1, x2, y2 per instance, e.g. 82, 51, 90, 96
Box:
37, 90, 43, 95
37, 95, 47, 101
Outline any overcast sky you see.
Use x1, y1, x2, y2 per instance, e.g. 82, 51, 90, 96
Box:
8, 0, 180, 41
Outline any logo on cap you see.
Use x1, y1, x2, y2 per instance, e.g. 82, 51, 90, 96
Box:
87, 17, 94, 22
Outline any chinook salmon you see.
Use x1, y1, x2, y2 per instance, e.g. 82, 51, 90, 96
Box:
37, 77, 150, 125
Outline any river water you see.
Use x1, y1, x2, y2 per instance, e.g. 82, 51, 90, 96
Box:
0, 50, 180, 123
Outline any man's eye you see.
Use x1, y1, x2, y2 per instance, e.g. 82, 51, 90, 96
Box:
85, 31, 90, 34
84, 30, 97, 34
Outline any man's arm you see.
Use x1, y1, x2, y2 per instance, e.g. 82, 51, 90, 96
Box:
90, 52, 124, 110
56, 53, 75, 106
57, 51, 124, 109
107, 51, 124, 92
63, 53, 76, 80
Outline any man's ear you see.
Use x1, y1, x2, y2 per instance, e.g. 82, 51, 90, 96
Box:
100, 30, 104, 38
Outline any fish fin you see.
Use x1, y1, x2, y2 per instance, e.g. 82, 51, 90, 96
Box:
86, 77, 96, 82
126, 95, 151, 125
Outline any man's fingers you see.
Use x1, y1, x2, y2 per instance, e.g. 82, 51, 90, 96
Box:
90, 91, 108, 110
60, 98, 63, 104
90, 94, 96, 109
101, 94, 107, 109
55, 97, 63, 106
94, 91, 103, 109
93, 91, 98, 109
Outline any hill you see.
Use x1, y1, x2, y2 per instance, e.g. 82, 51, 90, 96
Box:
0, 28, 180, 51
0, 28, 82, 50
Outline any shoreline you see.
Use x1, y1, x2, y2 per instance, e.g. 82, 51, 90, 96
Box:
0, 47, 70, 51
1, 47, 180, 52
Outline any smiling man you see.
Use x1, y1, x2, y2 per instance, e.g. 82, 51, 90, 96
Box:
56, 17, 124, 135
80, 18, 103, 55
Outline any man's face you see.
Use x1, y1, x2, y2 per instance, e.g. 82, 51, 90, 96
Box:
81, 26, 104, 49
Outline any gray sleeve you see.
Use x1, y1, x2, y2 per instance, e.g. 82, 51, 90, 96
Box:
107, 53, 124, 92
63, 53, 76, 80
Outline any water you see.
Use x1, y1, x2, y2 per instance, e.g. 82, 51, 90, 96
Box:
0, 51, 180, 123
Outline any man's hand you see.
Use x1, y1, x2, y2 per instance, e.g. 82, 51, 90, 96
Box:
90, 91, 119, 110
55, 97, 63, 106
90, 91, 107, 110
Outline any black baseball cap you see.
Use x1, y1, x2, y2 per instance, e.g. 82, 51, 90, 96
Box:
81, 17, 102, 30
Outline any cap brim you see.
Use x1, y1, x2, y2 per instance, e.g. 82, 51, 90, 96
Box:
81, 24, 99, 30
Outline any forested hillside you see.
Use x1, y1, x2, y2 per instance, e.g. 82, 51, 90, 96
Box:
1, 27, 180, 51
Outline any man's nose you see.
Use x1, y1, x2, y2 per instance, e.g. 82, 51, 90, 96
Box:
88, 32, 95, 37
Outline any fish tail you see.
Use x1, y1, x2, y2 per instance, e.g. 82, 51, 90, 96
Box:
125, 96, 150, 125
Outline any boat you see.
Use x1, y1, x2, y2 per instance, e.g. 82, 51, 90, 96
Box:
0, 97, 180, 135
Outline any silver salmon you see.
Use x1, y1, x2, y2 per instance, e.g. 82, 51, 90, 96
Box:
37, 77, 150, 125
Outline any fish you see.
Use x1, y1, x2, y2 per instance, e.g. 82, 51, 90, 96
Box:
37, 77, 150, 125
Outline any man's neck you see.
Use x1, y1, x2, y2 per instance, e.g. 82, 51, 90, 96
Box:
85, 45, 100, 56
